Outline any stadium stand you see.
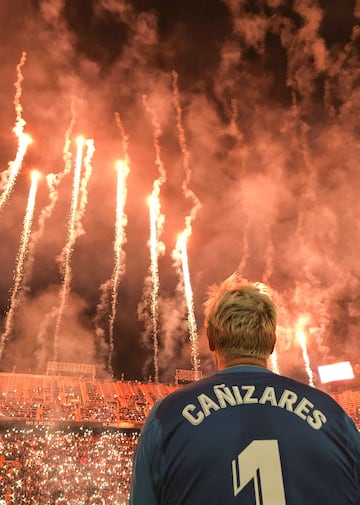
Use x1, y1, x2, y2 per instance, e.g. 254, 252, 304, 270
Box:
332, 388, 360, 427
0, 370, 179, 429
0, 365, 357, 504
0, 366, 181, 504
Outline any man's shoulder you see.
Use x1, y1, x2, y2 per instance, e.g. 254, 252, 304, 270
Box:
154, 375, 217, 411
156, 370, 347, 416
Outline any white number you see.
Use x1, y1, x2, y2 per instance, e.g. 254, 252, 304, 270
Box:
231, 440, 286, 504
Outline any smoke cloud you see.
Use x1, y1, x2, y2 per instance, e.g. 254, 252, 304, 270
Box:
0, 0, 359, 384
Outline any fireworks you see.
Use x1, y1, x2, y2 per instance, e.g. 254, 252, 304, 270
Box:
139, 96, 167, 383
0, 52, 31, 213
53, 137, 95, 361
108, 160, 130, 372
296, 316, 315, 387
0, 45, 351, 387
174, 231, 199, 372
171, 71, 201, 373
0, 171, 40, 358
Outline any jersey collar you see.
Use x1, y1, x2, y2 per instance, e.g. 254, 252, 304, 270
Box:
216, 365, 274, 375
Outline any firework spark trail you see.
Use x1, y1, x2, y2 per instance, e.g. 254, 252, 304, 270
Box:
0, 52, 31, 212
270, 350, 280, 374
75, 139, 95, 236
289, 92, 333, 374
93, 113, 130, 374
172, 71, 201, 227
227, 99, 251, 279
53, 137, 85, 361
296, 316, 315, 387
139, 95, 166, 383
114, 112, 130, 165
171, 71, 201, 371
0, 171, 40, 359
176, 232, 199, 371
147, 195, 161, 382
107, 160, 130, 374
228, 102, 252, 280
110, 116, 130, 353
22, 114, 76, 289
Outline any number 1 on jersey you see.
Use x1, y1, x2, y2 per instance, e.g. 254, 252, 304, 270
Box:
232, 439, 286, 504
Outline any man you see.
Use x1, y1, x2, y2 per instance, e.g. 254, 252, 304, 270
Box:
130, 274, 360, 504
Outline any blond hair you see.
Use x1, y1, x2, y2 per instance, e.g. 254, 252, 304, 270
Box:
204, 274, 277, 360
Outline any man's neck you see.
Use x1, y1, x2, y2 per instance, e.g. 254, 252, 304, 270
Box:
217, 355, 268, 370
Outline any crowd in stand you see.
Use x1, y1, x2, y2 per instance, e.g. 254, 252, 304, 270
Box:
0, 426, 138, 504
0, 398, 147, 426
0, 375, 357, 504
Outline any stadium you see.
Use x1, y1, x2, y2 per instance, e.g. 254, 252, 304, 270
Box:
1, 1, 360, 503
0, 360, 357, 504
0, 362, 181, 504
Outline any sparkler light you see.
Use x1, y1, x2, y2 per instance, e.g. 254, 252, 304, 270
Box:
147, 194, 162, 383
175, 231, 199, 371
0, 52, 31, 213
296, 316, 315, 387
0, 170, 40, 358
93, 113, 131, 375
138, 95, 167, 383
22, 113, 76, 289
108, 160, 130, 372
53, 136, 94, 361
171, 71, 201, 372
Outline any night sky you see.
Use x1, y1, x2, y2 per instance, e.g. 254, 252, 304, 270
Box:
0, 0, 359, 383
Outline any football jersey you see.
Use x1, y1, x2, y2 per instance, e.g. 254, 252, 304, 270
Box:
130, 366, 360, 505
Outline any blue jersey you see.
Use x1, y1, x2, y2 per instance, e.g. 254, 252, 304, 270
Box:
130, 366, 360, 505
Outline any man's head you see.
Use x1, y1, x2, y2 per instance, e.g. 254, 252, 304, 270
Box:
204, 274, 277, 365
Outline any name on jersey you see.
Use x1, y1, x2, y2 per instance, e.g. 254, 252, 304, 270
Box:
182, 384, 327, 430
